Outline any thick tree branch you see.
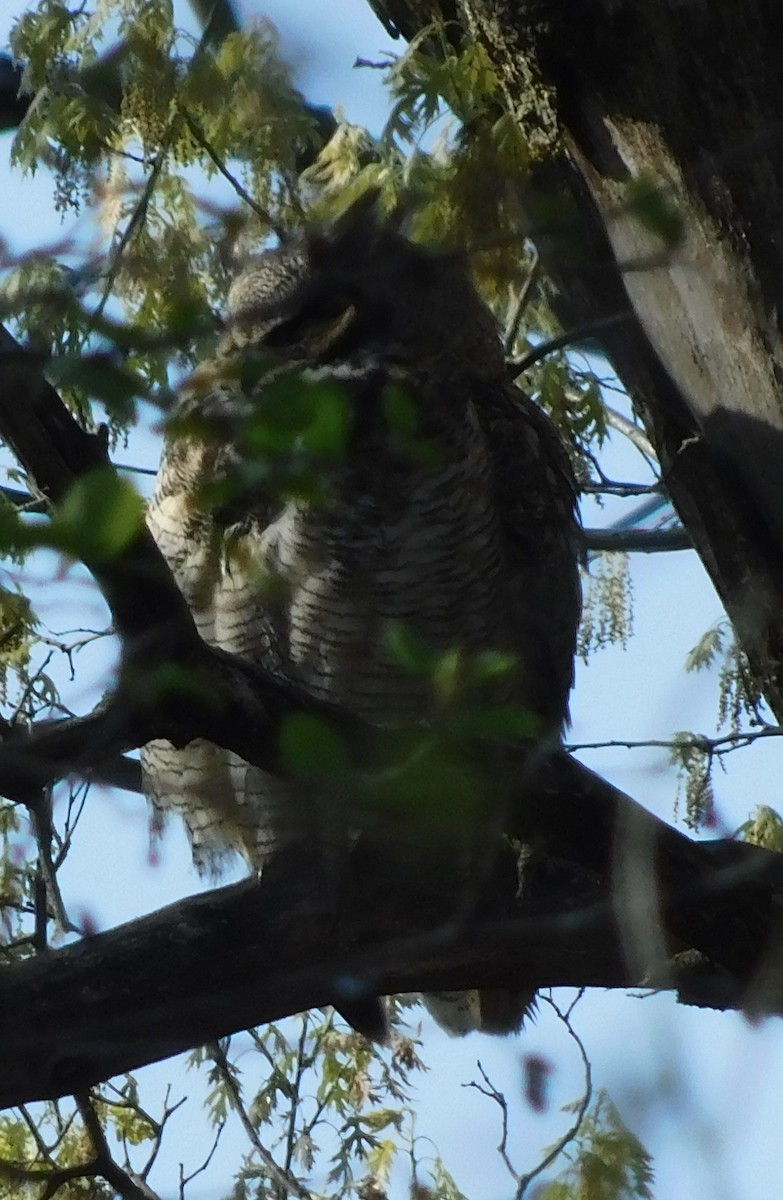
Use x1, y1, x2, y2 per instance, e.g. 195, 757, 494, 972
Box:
1, 749, 782, 1107
0, 202, 781, 1109
0, 327, 193, 643
0, 54, 27, 132
0, 327, 378, 798
369, 0, 783, 724
602, 405, 657, 464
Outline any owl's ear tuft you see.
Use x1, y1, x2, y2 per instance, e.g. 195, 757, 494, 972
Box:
306, 188, 411, 270
304, 229, 332, 268
331, 186, 385, 239
304, 188, 385, 270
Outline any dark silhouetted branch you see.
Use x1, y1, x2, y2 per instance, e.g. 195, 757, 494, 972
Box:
0, 319, 781, 1109
582, 526, 691, 552
1, 748, 783, 1107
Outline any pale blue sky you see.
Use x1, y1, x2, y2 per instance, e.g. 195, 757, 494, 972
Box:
2, 3, 783, 1198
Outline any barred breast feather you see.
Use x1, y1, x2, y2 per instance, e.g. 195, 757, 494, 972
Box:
141, 195, 581, 1035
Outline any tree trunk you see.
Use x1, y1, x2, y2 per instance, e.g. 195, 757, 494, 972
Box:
372, 0, 783, 719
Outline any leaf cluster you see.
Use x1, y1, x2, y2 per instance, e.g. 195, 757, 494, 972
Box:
540, 1090, 654, 1200
0, 3, 701, 1197
577, 553, 634, 661
191, 1010, 431, 1199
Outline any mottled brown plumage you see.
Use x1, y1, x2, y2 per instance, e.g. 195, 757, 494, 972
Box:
142, 195, 580, 1035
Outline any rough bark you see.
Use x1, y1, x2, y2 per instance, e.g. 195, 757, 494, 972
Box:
3, 748, 783, 1107
370, 0, 783, 721
1, 324, 783, 1100
7, 0, 783, 1093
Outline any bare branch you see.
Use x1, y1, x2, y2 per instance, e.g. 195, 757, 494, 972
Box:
464, 1062, 517, 1182
178, 1118, 226, 1197
503, 252, 540, 354
0, 483, 46, 512
515, 993, 593, 1197
27, 787, 78, 934
182, 111, 288, 240
0, 1156, 95, 1194
0, 325, 192, 641
582, 526, 691, 552
602, 404, 657, 464
75, 1091, 164, 1200
567, 727, 783, 756
91, 139, 169, 326
507, 313, 632, 378
581, 481, 662, 497
0, 703, 144, 803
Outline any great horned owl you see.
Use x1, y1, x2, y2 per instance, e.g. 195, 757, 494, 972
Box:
142, 194, 581, 1036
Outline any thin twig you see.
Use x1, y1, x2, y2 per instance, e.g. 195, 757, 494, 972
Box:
27, 786, 78, 934
55, 778, 91, 869
99, 1080, 186, 1180
507, 313, 632, 378
114, 461, 158, 476
182, 111, 287, 239
514, 992, 592, 1197
464, 1062, 518, 1183
207, 1040, 312, 1199
91, 140, 170, 326
503, 252, 540, 353
566, 726, 783, 756
18, 1104, 57, 1164
581, 481, 662, 497
178, 1118, 226, 1198
282, 1017, 312, 1188
0, 483, 46, 512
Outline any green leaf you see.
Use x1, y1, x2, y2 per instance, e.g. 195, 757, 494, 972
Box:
382, 384, 419, 439
279, 713, 353, 779
246, 375, 349, 460
737, 805, 783, 852
366, 1137, 398, 1185
51, 470, 145, 561
467, 649, 517, 684
362, 731, 486, 831
0, 471, 145, 563
546, 1091, 654, 1200
384, 621, 441, 677
430, 647, 463, 704
449, 702, 544, 741
380, 382, 440, 467
46, 353, 147, 420
297, 381, 350, 458
360, 1108, 404, 1133
135, 662, 218, 708
100, 1100, 156, 1146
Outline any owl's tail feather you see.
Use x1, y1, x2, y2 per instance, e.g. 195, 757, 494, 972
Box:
421, 988, 536, 1037
334, 996, 389, 1043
